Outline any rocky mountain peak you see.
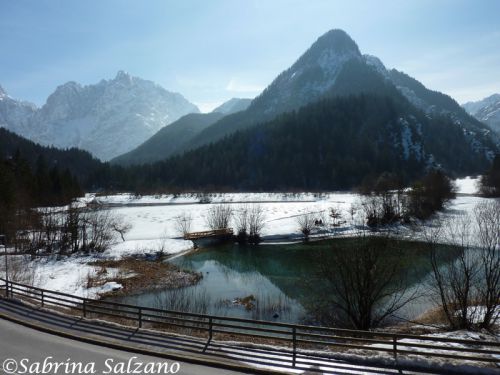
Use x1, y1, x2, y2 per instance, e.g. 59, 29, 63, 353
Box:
463, 93, 500, 115
293, 29, 361, 71
313, 29, 360, 55
113, 70, 133, 84
463, 94, 500, 134
248, 29, 362, 116
49, 81, 83, 98
0, 73, 199, 160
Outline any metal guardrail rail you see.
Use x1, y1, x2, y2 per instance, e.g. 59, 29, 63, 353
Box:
1, 277, 499, 372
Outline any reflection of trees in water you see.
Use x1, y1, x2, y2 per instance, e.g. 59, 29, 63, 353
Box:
173, 244, 315, 304
153, 287, 210, 315
170, 240, 463, 324
251, 293, 299, 321
151, 284, 303, 322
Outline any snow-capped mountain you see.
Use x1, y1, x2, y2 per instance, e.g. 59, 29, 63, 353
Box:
178, 29, 497, 162
212, 98, 252, 115
0, 72, 199, 160
463, 94, 500, 134
0, 85, 38, 138
250, 29, 363, 116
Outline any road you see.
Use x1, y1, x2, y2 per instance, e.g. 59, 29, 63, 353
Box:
0, 318, 242, 375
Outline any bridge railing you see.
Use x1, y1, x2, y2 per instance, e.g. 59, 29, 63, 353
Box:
1, 277, 499, 370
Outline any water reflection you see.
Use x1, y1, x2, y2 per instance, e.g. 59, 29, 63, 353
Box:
113, 240, 458, 324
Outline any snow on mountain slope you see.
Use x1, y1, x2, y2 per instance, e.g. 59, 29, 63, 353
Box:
250, 29, 363, 116
0, 72, 199, 160
181, 29, 497, 164
0, 85, 38, 138
463, 94, 500, 134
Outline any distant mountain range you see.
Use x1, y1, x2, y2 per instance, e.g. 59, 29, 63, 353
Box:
463, 94, 500, 134
1, 29, 499, 192
112, 98, 253, 165
114, 29, 498, 169
0, 72, 199, 160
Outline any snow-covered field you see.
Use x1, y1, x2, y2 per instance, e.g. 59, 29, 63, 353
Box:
2, 177, 496, 299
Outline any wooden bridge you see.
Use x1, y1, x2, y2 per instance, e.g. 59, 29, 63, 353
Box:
184, 228, 234, 241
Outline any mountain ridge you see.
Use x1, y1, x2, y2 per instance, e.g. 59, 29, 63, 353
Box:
116, 94, 495, 191
0, 72, 199, 160
111, 112, 225, 166
212, 98, 252, 115
463, 94, 500, 134
159, 29, 498, 160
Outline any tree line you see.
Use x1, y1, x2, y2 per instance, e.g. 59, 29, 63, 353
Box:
0, 152, 82, 243
1, 94, 497, 194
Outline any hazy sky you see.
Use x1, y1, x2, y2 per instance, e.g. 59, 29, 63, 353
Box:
1, 0, 499, 111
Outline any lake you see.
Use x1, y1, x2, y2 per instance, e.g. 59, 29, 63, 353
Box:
112, 238, 460, 325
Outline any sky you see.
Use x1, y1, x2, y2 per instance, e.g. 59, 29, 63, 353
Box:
1, 0, 499, 112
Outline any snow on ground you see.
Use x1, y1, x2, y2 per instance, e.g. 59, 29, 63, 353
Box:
104, 192, 360, 246
0, 255, 115, 299
5, 177, 496, 299
80, 192, 323, 206
455, 176, 480, 195
217, 330, 500, 375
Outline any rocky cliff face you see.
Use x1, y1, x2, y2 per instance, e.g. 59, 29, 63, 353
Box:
0, 72, 199, 160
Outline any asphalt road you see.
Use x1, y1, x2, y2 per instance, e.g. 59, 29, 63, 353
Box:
0, 318, 242, 375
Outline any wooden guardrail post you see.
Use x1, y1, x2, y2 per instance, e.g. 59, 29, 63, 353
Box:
292, 327, 297, 367
82, 299, 87, 318
138, 307, 142, 328
392, 336, 398, 360
41, 289, 44, 307
203, 317, 213, 353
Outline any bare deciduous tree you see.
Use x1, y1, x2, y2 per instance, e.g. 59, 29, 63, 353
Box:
205, 204, 233, 231
427, 201, 500, 330
6, 255, 38, 286
174, 212, 193, 237
296, 212, 316, 240
234, 205, 249, 243
233, 204, 266, 244
110, 216, 132, 242
78, 206, 131, 254
329, 206, 342, 227
314, 233, 418, 330
248, 204, 266, 244
474, 201, 500, 329
362, 194, 401, 229
427, 215, 481, 330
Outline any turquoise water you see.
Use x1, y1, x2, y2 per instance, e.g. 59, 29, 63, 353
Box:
114, 239, 457, 324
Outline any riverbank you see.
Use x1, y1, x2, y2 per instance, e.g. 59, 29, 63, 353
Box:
85, 257, 202, 298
